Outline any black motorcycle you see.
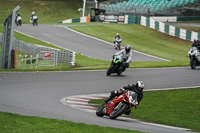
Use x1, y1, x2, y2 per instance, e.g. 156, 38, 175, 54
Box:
16, 14, 22, 26
107, 55, 126, 76
31, 15, 38, 26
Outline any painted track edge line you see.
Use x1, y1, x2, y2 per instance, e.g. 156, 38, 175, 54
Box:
14, 29, 76, 53
145, 86, 200, 91
58, 25, 170, 62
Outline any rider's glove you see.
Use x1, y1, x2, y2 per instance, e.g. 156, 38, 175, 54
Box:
133, 102, 138, 109
120, 88, 125, 93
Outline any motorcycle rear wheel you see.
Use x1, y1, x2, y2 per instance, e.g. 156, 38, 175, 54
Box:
96, 103, 106, 117
190, 58, 197, 69
109, 103, 128, 119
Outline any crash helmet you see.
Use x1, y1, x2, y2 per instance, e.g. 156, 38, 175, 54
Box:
135, 81, 144, 93
125, 45, 131, 54
32, 12, 35, 15
194, 38, 199, 44
116, 33, 119, 36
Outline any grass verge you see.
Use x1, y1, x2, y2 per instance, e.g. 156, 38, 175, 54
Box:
0, 0, 82, 24
0, 111, 143, 133
89, 88, 200, 132
1, 22, 192, 71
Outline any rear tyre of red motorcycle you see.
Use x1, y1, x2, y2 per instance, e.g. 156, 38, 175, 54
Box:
96, 103, 106, 117
109, 103, 128, 119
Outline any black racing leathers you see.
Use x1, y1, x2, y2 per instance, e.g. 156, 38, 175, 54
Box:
122, 84, 143, 104
105, 84, 143, 104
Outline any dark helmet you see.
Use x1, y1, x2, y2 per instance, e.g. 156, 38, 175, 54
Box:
125, 45, 131, 54
194, 38, 199, 44
135, 81, 144, 93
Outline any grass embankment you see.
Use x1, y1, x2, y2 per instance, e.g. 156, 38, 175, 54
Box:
0, 0, 192, 70
89, 88, 200, 132
1, 22, 192, 71
65, 22, 191, 67
0, 111, 143, 133
0, 0, 82, 24
14, 30, 110, 71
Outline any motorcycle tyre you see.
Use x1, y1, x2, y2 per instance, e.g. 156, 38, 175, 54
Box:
96, 103, 106, 117
117, 70, 122, 76
109, 103, 128, 119
117, 44, 121, 50
117, 66, 124, 75
19, 20, 22, 26
107, 66, 112, 76
190, 58, 197, 69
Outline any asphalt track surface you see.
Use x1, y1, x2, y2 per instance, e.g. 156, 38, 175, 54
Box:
0, 68, 200, 133
15, 24, 168, 62
0, 24, 199, 133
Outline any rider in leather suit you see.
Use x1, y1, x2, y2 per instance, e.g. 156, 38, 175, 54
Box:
115, 45, 132, 69
105, 81, 145, 112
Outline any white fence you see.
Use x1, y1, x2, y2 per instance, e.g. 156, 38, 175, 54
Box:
13, 39, 75, 66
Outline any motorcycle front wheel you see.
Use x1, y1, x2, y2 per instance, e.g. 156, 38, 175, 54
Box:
107, 66, 112, 76
190, 58, 197, 69
109, 103, 128, 119
96, 103, 106, 117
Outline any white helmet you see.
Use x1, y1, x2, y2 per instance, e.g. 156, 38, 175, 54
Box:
32, 12, 35, 15
135, 81, 144, 93
116, 33, 119, 36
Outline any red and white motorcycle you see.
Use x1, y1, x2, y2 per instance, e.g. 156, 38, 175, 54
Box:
96, 90, 138, 119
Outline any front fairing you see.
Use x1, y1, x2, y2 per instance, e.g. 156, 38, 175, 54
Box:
188, 47, 197, 56
105, 91, 137, 115
188, 47, 200, 61
105, 95, 125, 115
111, 56, 123, 71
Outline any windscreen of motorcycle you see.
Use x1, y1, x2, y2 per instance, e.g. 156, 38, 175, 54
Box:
33, 16, 37, 19
113, 55, 122, 63
188, 47, 197, 55
128, 91, 137, 104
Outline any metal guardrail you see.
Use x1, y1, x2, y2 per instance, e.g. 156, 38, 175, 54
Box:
13, 39, 75, 66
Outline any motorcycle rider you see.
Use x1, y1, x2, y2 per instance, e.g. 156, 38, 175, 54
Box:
15, 13, 22, 26
30, 12, 38, 25
192, 38, 200, 49
105, 81, 144, 114
30, 12, 35, 22
113, 33, 121, 44
115, 45, 132, 69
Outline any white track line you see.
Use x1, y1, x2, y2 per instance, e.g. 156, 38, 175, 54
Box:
58, 25, 170, 62
61, 87, 198, 131
16, 25, 169, 61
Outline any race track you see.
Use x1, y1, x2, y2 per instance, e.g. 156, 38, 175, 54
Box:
0, 24, 199, 133
0, 68, 199, 133
15, 24, 168, 62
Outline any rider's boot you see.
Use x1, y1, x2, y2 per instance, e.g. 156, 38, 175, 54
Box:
104, 97, 112, 103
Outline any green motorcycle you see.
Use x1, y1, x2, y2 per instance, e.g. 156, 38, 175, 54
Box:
107, 55, 126, 76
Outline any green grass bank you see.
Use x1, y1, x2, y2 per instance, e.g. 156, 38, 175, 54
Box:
89, 88, 200, 132
0, 0, 82, 24
0, 111, 143, 133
